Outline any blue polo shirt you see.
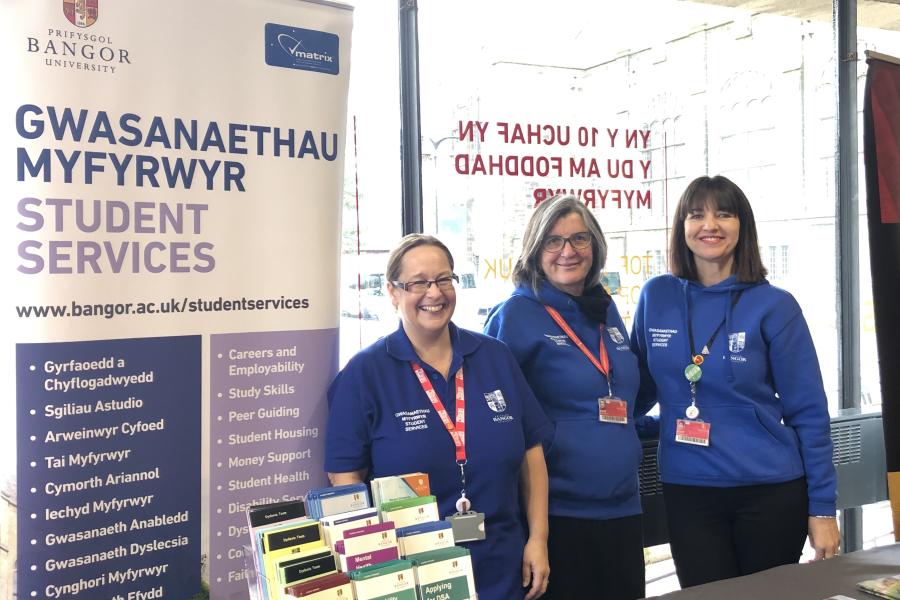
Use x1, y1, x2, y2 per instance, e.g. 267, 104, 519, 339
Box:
325, 322, 551, 600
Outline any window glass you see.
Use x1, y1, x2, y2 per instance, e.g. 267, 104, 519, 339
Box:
418, 0, 840, 412
339, 0, 403, 364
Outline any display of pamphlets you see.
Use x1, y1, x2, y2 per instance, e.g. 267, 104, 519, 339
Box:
319, 507, 380, 548
409, 546, 476, 600
349, 559, 417, 600
244, 479, 473, 599
371, 472, 431, 509
245, 499, 312, 600
396, 520, 455, 557
334, 521, 400, 572
284, 572, 352, 599
858, 575, 900, 599
259, 519, 324, 599
275, 546, 337, 586
379, 495, 440, 529
306, 483, 371, 520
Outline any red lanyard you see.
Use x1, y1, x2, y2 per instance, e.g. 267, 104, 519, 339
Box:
411, 362, 466, 462
544, 306, 611, 379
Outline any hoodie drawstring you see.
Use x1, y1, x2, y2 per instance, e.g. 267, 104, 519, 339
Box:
683, 281, 745, 384
725, 288, 736, 382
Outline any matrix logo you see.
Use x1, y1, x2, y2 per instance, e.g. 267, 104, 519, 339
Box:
64, 0, 98, 28
265, 23, 338, 75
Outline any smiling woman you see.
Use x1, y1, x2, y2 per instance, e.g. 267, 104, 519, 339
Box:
325, 233, 554, 600
631, 175, 840, 588
386, 241, 458, 366
484, 194, 647, 600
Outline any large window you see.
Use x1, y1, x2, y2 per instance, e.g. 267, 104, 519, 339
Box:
417, 0, 842, 402
412, 0, 897, 587
338, 0, 402, 362
336, 1, 897, 573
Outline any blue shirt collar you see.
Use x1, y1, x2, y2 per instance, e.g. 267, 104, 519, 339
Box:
385, 321, 481, 374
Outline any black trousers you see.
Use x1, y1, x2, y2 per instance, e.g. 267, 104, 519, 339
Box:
663, 478, 809, 588
543, 514, 645, 600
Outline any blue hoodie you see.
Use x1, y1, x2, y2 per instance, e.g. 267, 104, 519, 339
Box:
630, 274, 837, 516
485, 281, 642, 520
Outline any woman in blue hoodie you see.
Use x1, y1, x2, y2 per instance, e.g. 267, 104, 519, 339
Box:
631, 175, 839, 587
485, 195, 645, 600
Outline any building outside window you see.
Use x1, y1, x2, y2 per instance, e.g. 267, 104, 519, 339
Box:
336, 2, 899, 590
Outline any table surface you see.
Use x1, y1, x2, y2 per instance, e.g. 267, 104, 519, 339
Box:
646, 543, 900, 600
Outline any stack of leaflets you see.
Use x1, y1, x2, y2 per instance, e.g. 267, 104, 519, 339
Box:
276, 546, 338, 588
396, 521, 455, 557
284, 572, 352, 599
319, 506, 380, 549
259, 519, 325, 599
371, 472, 431, 510
245, 499, 311, 600
858, 575, 900, 599
306, 483, 371, 520
333, 521, 399, 572
379, 495, 440, 529
408, 546, 476, 600
349, 559, 417, 600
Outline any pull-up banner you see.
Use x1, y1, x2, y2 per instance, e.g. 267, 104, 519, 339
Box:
0, 1, 353, 598
863, 51, 900, 542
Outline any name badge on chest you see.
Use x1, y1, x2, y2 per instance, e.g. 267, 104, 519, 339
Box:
446, 511, 486, 543
675, 419, 710, 446
599, 397, 628, 424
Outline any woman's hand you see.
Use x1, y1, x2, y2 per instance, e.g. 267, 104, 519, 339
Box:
807, 516, 840, 561
522, 537, 550, 600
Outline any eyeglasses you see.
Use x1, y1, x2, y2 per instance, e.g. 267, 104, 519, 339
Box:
542, 232, 592, 253
391, 274, 459, 294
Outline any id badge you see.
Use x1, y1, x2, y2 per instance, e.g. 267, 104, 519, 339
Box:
599, 397, 628, 424
446, 511, 486, 543
675, 419, 710, 446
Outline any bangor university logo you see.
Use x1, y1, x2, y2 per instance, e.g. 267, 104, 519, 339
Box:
63, 0, 99, 28
728, 332, 746, 353
484, 390, 506, 413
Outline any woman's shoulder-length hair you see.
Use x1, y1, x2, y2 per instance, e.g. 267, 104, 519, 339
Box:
669, 175, 767, 283
512, 194, 608, 293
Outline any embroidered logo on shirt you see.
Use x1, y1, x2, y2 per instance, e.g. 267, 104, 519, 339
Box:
544, 334, 570, 346
484, 390, 507, 413
607, 327, 625, 344
394, 408, 430, 432
649, 327, 678, 348
728, 332, 746, 353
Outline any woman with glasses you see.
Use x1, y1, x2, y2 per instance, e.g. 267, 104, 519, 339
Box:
630, 175, 838, 587
325, 233, 553, 600
484, 195, 645, 600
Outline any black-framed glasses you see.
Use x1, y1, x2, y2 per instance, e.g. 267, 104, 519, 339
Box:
542, 232, 592, 253
391, 274, 459, 293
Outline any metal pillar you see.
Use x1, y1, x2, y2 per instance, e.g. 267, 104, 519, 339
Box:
834, 0, 863, 553
399, 0, 423, 234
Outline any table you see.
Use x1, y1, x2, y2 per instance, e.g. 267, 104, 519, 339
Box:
646, 543, 900, 600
